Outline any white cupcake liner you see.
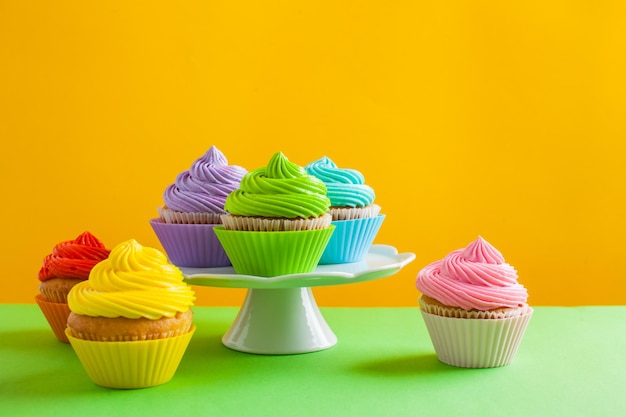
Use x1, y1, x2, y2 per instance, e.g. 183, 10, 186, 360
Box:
420, 308, 533, 368
158, 206, 223, 225
221, 213, 332, 231
330, 204, 381, 221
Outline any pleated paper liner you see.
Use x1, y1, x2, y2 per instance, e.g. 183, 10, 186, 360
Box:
150, 218, 231, 268
37, 278, 82, 304
318, 214, 385, 264
419, 295, 531, 319
66, 325, 196, 389
158, 206, 223, 224
420, 308, 533, 368
221, 213, 332, 231
214, 225, 335, 277
35, 294, 70, 343
330, 204, 381, 220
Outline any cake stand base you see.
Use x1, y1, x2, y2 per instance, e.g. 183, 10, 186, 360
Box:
222, 287, 337, 355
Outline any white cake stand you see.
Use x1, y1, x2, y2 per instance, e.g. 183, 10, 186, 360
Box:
180, 244, 415, 355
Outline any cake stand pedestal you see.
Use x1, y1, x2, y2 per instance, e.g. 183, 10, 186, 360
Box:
180, 244, 415, 355
223, 287, 335, 354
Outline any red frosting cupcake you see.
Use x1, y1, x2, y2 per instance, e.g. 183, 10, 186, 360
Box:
36, 231, 110, 343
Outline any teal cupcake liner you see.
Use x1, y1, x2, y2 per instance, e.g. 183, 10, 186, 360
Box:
319, 214, 385, 264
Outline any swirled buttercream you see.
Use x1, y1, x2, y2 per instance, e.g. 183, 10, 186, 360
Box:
38, 231, 110, 281
305, 156, 375, 208
415, 236, 528, 310
163, 146, 247, 213
68, 239, 195, 319
224, 152, 330, 219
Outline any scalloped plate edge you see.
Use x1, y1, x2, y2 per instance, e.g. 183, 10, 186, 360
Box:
182, 244, 416, 289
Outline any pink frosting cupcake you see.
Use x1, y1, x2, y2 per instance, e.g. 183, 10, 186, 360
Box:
415, 236, 533, 368
150, 146, 247, 267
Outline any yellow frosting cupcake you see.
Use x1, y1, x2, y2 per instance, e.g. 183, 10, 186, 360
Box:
66, 239, 196, 389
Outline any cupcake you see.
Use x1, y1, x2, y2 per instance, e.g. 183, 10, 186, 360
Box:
66, 239, 196, 389
36, 231, 110, 343
415, 236, 532, 368
216, 151, 334, 276
305, 156, 384, 264
150, 145, 247, 267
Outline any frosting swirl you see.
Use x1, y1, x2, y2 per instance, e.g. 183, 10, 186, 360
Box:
38, 231, 110, 281
415, 236, 528, 310
163, 146, 247, 213
305, 156, 375, 208
68, 239, 195, 319
224, 152, 330, 219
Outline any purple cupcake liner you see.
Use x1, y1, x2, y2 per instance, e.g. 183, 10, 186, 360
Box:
149, 219, 231, 268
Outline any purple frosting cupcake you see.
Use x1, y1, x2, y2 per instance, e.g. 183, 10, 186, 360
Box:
160, 146, 247, 224
150, 146, 247, 267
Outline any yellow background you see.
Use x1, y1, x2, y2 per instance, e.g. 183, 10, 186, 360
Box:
1, 1, 625, 307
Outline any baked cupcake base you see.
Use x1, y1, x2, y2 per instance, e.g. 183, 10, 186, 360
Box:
67, 310, 194, 342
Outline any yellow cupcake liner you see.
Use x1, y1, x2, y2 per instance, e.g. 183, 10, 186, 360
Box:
35, 294, 70, 343
66, 325, 196, 389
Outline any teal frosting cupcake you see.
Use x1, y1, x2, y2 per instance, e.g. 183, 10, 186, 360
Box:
305, 156, 384, 264
305, 156, 380, 220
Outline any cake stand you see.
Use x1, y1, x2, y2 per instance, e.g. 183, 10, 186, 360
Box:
180, 244, 415, 355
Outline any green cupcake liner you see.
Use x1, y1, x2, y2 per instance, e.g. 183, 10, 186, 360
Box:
214, 226, 335, 277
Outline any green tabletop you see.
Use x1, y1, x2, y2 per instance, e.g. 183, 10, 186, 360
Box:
1, 305, 624, 417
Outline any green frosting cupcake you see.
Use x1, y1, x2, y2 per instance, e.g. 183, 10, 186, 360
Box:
224, 152, 331, 220
216, 152, 335, 276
